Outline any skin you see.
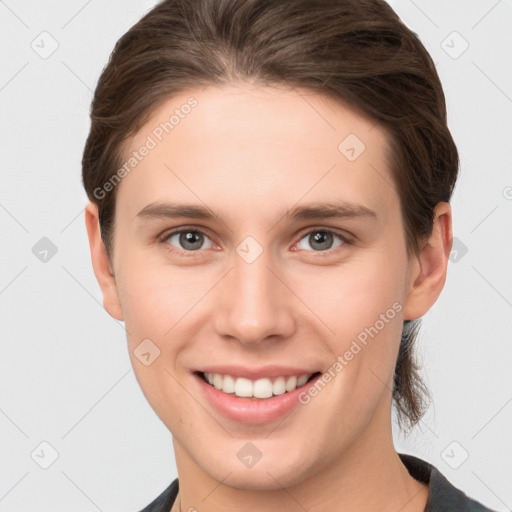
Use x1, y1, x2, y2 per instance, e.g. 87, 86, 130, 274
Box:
85, 83, 452, 512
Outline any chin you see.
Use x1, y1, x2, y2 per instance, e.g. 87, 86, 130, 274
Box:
221, 470, 300, 492
201, 450, 315, 491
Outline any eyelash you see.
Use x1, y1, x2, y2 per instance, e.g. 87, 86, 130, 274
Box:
159, 226, 350, 257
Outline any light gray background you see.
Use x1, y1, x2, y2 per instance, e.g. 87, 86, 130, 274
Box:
0, 1, 511, 511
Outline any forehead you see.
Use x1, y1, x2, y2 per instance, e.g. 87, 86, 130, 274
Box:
118, 83, 398, 224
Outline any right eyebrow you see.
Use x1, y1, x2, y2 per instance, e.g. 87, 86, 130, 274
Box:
136, 202, 221, 221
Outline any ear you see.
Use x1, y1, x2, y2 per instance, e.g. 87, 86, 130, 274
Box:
84, 202, 124, 321
403, 202, 453, 321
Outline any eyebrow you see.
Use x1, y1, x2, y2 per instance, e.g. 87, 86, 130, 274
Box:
136, 201, 377, 223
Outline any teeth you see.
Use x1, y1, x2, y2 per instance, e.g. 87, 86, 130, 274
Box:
297, 374, 309, 387
253, 378, 273, 399
273, 376, 286, 395
285, 376, 297, 391
203, 372, 313, 398
222, 375, 235, 393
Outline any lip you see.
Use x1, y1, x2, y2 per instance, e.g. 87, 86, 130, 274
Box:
193, 371, 322, 424
194, 364, 318, 380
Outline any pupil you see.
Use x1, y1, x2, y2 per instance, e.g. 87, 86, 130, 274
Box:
311, 231, 332, 251
180, 231, 203, 250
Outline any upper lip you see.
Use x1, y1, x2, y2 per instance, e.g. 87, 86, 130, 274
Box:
195, 365, 320, 380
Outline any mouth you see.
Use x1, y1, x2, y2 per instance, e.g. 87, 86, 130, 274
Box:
193, 369, 324, 424
195, 370, 322, 400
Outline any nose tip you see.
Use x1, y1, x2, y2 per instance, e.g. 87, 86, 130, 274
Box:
214, 255, 295, 345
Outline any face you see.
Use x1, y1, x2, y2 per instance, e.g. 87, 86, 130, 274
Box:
88, 83, 436, 490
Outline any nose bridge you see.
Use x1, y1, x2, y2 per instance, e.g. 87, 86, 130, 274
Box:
214, 239, 294, 344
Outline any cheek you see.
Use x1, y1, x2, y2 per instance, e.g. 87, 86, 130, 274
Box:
117, 264, 200, 424
115, 256, 212, 341
295, 256, 405, 337
301, 250, 407, 397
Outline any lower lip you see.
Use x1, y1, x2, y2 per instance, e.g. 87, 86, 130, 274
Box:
193, 372, 321, 425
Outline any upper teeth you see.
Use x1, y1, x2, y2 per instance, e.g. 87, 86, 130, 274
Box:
204, 372, 313, 399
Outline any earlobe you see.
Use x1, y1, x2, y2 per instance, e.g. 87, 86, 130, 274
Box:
84, 202, 124, 321
402, 202, 453, 321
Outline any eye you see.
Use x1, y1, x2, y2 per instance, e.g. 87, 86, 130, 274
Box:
160, 227, 348, 256
163, 228, 215, 253
295, 229, 346, 252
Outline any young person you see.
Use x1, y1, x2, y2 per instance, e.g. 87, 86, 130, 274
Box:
82, 0, 496, 510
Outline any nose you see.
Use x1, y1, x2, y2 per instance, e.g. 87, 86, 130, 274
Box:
213, 246, 296, 346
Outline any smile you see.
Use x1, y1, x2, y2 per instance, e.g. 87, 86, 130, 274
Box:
200, 371, 319, 399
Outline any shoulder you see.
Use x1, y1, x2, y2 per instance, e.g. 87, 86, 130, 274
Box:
137, 478, 179, 512
398, 453, 498, 512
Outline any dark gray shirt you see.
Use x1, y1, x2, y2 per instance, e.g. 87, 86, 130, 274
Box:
138, 453, 497, 511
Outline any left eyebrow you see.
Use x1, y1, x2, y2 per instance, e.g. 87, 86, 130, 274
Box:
283, 202, 378, 221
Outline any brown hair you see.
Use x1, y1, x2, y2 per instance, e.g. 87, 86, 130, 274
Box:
82, 0, 459, 434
